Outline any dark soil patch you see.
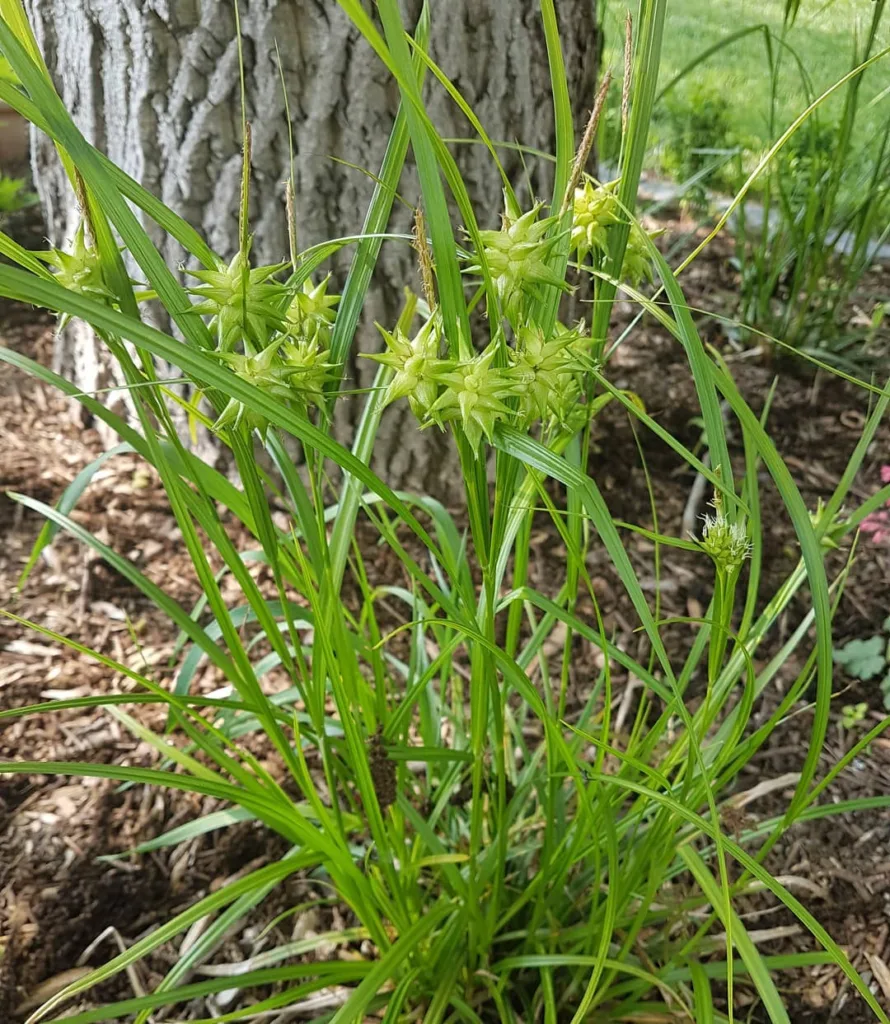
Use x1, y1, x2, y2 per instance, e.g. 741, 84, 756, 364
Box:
0, 765, 293, 1021
1, 859, 172, 1016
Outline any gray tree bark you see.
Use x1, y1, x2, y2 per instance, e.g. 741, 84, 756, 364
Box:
27, 0, 599, 494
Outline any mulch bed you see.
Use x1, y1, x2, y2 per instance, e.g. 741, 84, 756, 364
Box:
1, 220, 890, 1020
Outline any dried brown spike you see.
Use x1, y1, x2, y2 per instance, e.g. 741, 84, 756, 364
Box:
368, 727, 397, 809
622, 12, 633, 141
412, 207, 437, 310
286, 179, 298, 271
239, 121, 253, 252
73, 171, 96, 247
562, 69, 613, 216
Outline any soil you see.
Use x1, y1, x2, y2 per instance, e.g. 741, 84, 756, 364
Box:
1, 215, 890, 1020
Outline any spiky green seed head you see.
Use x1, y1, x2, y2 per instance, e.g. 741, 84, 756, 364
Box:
284, 274, 340, 348
210, 339, 292, 438
212, 396, 269, 438
187, 248, 289, 351
280, 335, 337, 409
621, 221, 658, 288
510, 323, 587, 425
426, 344, 522, 450
698, 505, 750, 573
44, 222, 113, 303
571, 180, 620, 262
465, 196, 568, 324
557, 319, 597, 363
365, 314, 441, 417
809, 498, 846, 550
571, 181, 659, 286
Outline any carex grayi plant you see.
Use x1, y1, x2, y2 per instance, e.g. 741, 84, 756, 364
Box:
1, 0, 890, 1021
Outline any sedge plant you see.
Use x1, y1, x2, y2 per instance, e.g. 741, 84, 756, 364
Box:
1, 1, 890, 1022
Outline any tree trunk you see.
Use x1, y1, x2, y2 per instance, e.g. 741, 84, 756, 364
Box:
26, 0, 599, 494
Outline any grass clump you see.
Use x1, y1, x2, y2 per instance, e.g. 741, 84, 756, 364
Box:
0, 1, 889, 1023
605, 0, 890, 363
603, 0, 890, 152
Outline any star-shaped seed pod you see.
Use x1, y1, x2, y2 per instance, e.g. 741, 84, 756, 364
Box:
284, 274, 340, 348
571, 180, 621, 263
426, 344, 523, 450
465, 195, 569, 325
43, 222, 116, 328
510, 323, 587, 425
187, 247, 289, 352
364, 314, 441, 418
571, 180, 661, 286
280, 335, 338, 411
210, 339, 293, 438
621, 221, 661, 288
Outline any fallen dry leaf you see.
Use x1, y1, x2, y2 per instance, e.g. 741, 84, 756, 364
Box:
16, 967, 93, 1013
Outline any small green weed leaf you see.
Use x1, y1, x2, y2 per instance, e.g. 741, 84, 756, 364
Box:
841, 703, 869, 729
832, 635, 886, 681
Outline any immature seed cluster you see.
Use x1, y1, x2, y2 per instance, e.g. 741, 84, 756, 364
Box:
572, 179, 658, 286
571, 180, 620, 261
365, 191, 657, 449
43, 223, 114, 304
697, 497, 751, 573
367, 315, 441, 418
184, 248, 340, 437
465, 201, 569, 323
45, 182, 658, 450
367, 314, 593, 449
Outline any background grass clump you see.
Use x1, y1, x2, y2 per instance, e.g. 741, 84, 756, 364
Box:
602, 0, 890, 151
600, 0, 890, 363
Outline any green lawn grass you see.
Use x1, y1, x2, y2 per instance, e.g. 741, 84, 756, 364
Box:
603, 0, 890, 151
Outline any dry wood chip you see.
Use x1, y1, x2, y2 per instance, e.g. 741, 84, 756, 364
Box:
866, 953, 890, 1004
3, 640, 58, 658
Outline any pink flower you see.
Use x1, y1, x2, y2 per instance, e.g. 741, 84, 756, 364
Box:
861, 465, 890, 545
861, 512, 890, 545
